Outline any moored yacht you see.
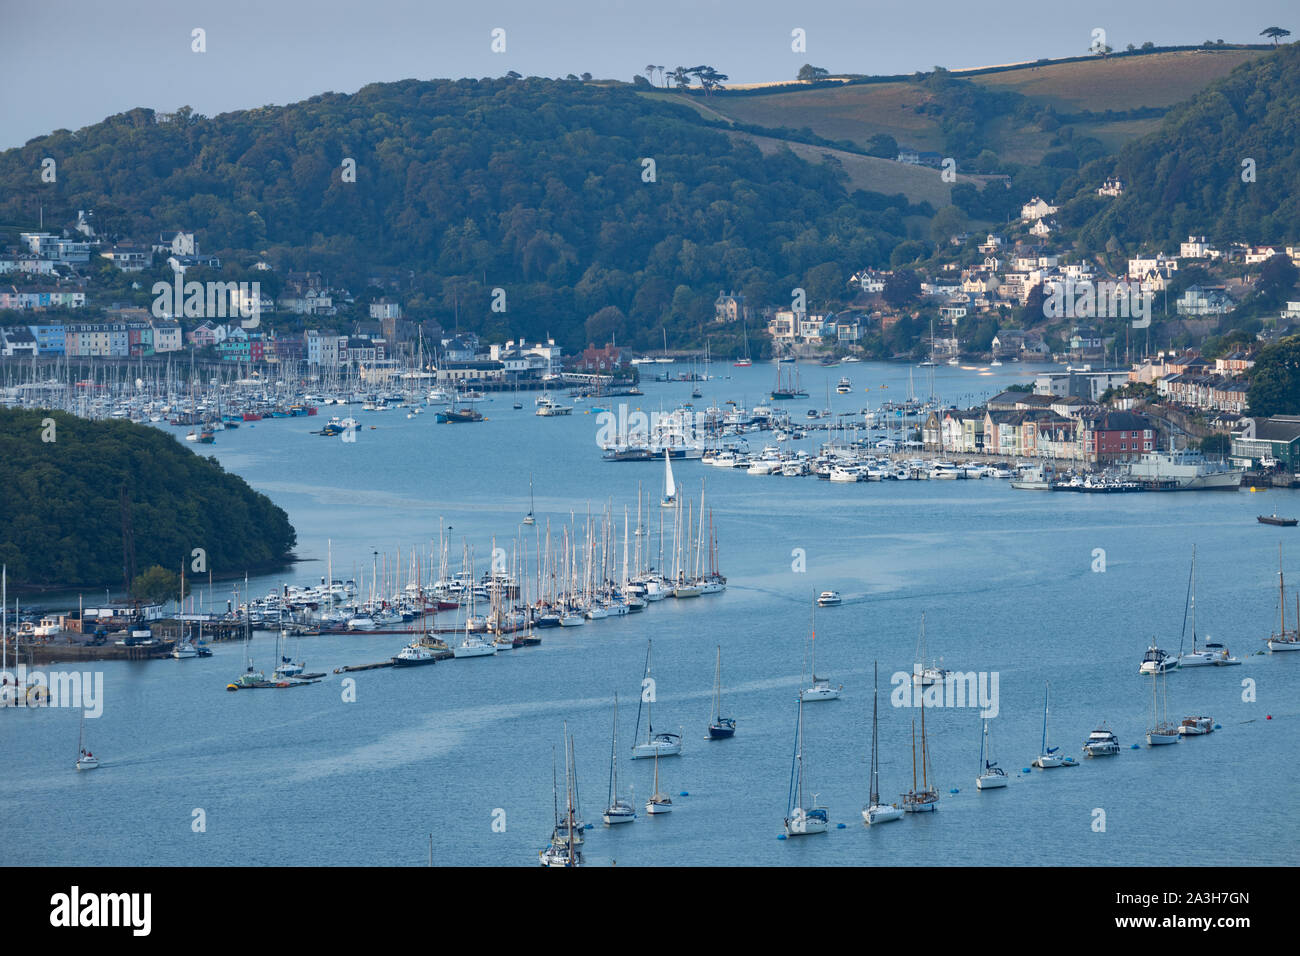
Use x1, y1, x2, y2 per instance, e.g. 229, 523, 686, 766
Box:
975, 719, 1008, 790
1082, 723, 1120, 757
1178, 715, 1214, 736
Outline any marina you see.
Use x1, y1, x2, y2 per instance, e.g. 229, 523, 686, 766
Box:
3, 359, 1299, 866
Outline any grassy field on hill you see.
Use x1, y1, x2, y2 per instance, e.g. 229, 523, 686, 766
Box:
682, 49, 1267, 164
969, 49, 1266, 112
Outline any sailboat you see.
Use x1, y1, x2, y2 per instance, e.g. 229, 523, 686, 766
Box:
901, 688, 939, 812
1032, 681, 1075, 768
734, 321, 752, 367
523, 476, 536, 526
226, 613, 265, 690
631, 640, 682, 758
707, 645, 736, 739
1267, 544, 1300, 652
975, 719, 1008, 790
646, 749, 673, 814
1145, 657, 1180, 746
799, 599, 842, 702
863, 661, 904, 824
75, 712, 99, 771
784, 698, 828, 835
603, 694, 636, 824
919, 319, 938, 367
661, 450, 676, 508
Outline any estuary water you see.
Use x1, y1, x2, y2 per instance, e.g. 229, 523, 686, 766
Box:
3, 360, 1298, 866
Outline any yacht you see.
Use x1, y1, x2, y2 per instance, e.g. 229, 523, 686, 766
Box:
645, 751, 673, 815
975, 720, 1008, 790
1145, 665, 1180, 747
836, 377, 852, 394
602, 694, 637, 825
1139, 643, 1177, 674
171, 639, 199, 659
1032, 681, 1076, 768
75, 713, 99, 771
1082, 724, 1120, 757
631, 641, 682, 759
784, 699, 828, 836
862, 662, 904, 824
453, 634, 497, 658
816, 590, 841, 607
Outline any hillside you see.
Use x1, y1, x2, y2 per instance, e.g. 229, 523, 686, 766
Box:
0, 409, 296, 589
1066, 43, 1300, 250
696, 49, 1266, 164
0, 78, 930, 352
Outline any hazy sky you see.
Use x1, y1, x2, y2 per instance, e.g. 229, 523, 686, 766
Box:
1, 0, 1294, 148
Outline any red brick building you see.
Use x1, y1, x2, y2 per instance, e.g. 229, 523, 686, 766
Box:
1080, 411, 1154, 463
574, 343, 622, 372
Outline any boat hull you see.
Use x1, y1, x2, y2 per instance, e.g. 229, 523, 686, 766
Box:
1146, 731, 1180, 746
976, 774, 1008, 790
863, 804, 904, 824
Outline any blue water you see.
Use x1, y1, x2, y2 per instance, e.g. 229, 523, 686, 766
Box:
3, 360, 1298, 865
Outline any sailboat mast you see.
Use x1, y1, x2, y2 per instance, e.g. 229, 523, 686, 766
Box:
870, 660, 880, 806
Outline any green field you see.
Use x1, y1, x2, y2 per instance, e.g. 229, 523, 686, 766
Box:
671, 49, 1269, 165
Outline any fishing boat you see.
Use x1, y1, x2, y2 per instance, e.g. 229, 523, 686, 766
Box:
392, 639, 439, 667
901, 690, 939, 812
1082, 723, 1121, 757
1032, 681, 1076, 768
816, 590, 841, 607
863, 662, 904, 824
631, 640, 682, 759
75, 712, 99, 771
646, 749, 673, 815
661, 450, 676, 508
1257, 514, 1297, 526
975, 719, 1008, 790
784, 698, 828, 835
602, 694, 637, 825
799, 600, 841, 702
707, 645, 736, 739
1267, 545, 1300, 652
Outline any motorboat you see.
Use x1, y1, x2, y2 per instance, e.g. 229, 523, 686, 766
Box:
1082, 724, 1120, 757
1138, 644, 1177, 674
1178, 715, 1214, 736
817, 590, 842, 607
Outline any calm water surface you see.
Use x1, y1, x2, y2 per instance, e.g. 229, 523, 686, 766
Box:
4, 361, 1298, 865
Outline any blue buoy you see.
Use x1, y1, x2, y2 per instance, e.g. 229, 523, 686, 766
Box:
949, 788, 959, 794
679, 791, 689, 797
777, 833, 787, 840
1214, 724, 1221, 730
1131, 743, 1140, 749
836, 822, 847, 829
1022, 767, 1032, 773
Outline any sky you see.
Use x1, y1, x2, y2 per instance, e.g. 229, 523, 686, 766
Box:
1, 0, 1295, 149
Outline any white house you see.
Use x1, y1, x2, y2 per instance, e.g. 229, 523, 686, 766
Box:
1097, 177, 1124, 197
1020, 197, 1058, 221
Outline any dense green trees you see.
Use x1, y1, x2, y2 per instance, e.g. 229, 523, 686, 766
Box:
1247, 335, 1300, 417
0, 78, 926, 352
0, 410, 296, 589
1069, 44, 1300, 249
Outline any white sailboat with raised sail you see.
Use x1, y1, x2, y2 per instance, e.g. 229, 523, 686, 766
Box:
863, 661, 904, 824
603, 694, 636, 825
631, 639, 681, 758
784, 697, 828, 836
661, 450, 676, 508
